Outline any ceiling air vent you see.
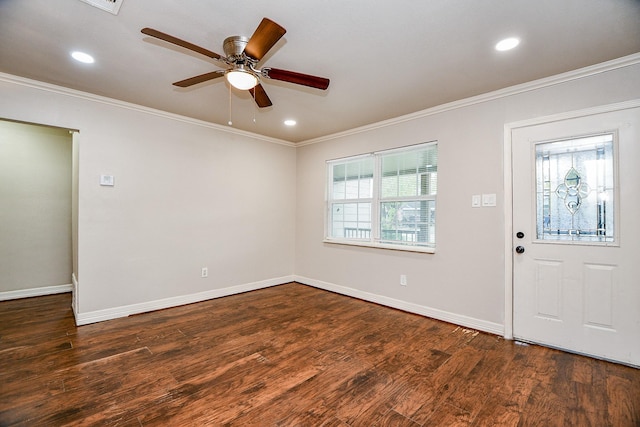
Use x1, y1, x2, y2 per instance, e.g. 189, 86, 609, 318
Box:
78, 0, 123, 15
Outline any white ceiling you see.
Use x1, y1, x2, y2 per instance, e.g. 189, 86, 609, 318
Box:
1, 0, 639, 143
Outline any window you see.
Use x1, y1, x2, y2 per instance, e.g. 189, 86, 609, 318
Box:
326, 142, 437, 252
535, 133, 615, 243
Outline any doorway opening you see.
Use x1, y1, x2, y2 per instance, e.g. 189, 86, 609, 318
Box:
0, 119, 79, 313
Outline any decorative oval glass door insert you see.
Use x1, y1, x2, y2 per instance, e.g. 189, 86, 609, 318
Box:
535, 133, 615, 243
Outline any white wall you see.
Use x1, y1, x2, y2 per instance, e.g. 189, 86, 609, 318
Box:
0, 76, 296, 323
1, 57, 638, 330
0, 120, 72, 293
295, 60, 640, 334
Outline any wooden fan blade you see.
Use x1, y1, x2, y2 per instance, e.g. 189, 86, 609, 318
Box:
141, 28, 223, 60
173, 71, 225, 87
249, 84, 273, 108
244, 18, 286, 61
264, 68, 330, 90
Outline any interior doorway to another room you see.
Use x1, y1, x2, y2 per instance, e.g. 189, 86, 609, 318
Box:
0, 119, 79, 314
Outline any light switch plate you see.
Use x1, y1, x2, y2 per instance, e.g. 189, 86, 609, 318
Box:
472, 195, 481, 207
100, 175, 115, 186
482, 193, 496, 207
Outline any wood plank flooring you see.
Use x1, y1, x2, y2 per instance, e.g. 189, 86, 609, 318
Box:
1, 282, 638, 426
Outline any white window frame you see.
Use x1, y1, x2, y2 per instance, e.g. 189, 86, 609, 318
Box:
325, 142, 437, 253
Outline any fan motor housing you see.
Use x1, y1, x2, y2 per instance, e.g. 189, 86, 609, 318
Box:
223, 36, 249, 58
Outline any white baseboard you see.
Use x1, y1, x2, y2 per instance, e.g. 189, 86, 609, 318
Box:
0, 284, 73, 301
295, 275, 504, 336
47, 274, 503, 335
74, 275, 295, 326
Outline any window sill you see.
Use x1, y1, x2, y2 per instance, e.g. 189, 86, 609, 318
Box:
323, 238, 436, 254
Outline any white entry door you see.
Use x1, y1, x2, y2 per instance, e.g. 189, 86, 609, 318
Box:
511, 104, 640, 367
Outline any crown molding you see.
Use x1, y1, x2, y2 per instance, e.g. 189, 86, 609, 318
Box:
0, 72, 295, 148
3, 52, 639, 149
298, 52, 640, 147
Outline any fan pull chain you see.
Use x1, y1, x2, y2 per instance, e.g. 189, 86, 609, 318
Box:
227, 84, 233, 126
253, 95, 257, 124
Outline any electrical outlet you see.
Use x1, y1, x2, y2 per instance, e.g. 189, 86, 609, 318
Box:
400, 274, 407, 286
201, 267, 208, 278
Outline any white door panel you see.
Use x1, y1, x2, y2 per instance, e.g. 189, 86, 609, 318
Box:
512, 105, 640, 366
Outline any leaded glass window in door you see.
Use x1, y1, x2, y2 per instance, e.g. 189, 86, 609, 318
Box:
535, 133, 615, 243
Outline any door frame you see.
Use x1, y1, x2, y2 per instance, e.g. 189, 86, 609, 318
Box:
502, 99, 640, 341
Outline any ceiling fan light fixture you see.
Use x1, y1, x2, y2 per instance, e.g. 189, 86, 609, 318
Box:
226, 69, 258, 90
141, 18, 329, 109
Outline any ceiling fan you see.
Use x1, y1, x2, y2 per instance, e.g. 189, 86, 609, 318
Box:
141, 18, 330, 108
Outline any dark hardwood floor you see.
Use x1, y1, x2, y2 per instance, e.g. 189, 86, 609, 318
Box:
0, 282, 638, 426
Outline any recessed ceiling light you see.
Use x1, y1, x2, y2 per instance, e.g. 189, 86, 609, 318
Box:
71, 51, 95, 64
495, 37, 520, 52
284, 119, 297, 126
